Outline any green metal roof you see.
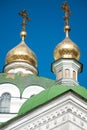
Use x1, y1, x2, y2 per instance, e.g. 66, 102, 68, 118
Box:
18, 85, 87, 116
0, 73, 55, 94
0, 73, 87, 117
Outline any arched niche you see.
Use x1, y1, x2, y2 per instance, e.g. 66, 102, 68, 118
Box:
22, 85, 45, 98
0, 83, 20, 98
65, 69, 70, 78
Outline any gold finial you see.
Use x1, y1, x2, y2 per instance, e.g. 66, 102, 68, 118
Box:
19, 10, 30, 40
61, 2, 71, 37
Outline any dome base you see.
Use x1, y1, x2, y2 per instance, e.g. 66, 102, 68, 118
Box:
4, 61, 38, 75
56, 78, 79, 86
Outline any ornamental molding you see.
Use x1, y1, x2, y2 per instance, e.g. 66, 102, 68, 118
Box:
9, 101, 87, 130
3, 92, 87, 130
23, 105, 87, 130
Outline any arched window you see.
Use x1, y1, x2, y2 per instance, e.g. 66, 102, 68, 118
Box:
73, 71, 76, 80
65, 69, 70, 78
0, 93, 11, 113
58, 70, 62, 80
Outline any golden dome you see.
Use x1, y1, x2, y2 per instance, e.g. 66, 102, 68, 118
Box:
54, 37, 80, 60
5, 10, 38, 75
6, 40, 37, 67
54, 2, 80, 61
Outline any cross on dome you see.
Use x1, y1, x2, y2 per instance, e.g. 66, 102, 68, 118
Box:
19, 10, 30, 40
61, 2, 71, 37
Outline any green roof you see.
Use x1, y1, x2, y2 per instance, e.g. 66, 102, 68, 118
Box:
0, 73, 55, 94
18, 85, 87, 116
0, 73, 87, 117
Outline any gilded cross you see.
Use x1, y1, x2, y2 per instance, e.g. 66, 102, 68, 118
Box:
19, 10, 30, 31
61, 2, 71, 25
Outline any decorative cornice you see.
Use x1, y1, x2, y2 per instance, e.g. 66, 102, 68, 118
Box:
15, 103, 87, 130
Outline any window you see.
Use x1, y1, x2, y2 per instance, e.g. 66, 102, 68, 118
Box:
73, 71, 76, 80
0, 93, 11, 113
65, 69, 70, 78
58, 70, 62, 80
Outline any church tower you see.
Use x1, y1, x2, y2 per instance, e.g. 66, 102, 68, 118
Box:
52, 2, 83, 86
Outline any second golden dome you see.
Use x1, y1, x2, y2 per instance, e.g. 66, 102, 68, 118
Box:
54, 37, 80, 60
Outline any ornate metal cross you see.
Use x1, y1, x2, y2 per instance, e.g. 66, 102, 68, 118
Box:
61, 2, 71, 26
19, 10, 30, 31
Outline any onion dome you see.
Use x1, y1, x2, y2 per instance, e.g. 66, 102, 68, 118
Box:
5, 40, 37, 67
54, 37, 80, 60
54, 2, 80, 61
4, 10, 38, 75
6, 10, 37, 68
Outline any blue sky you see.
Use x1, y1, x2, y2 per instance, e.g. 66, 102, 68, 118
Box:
0, 0, 87, 87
